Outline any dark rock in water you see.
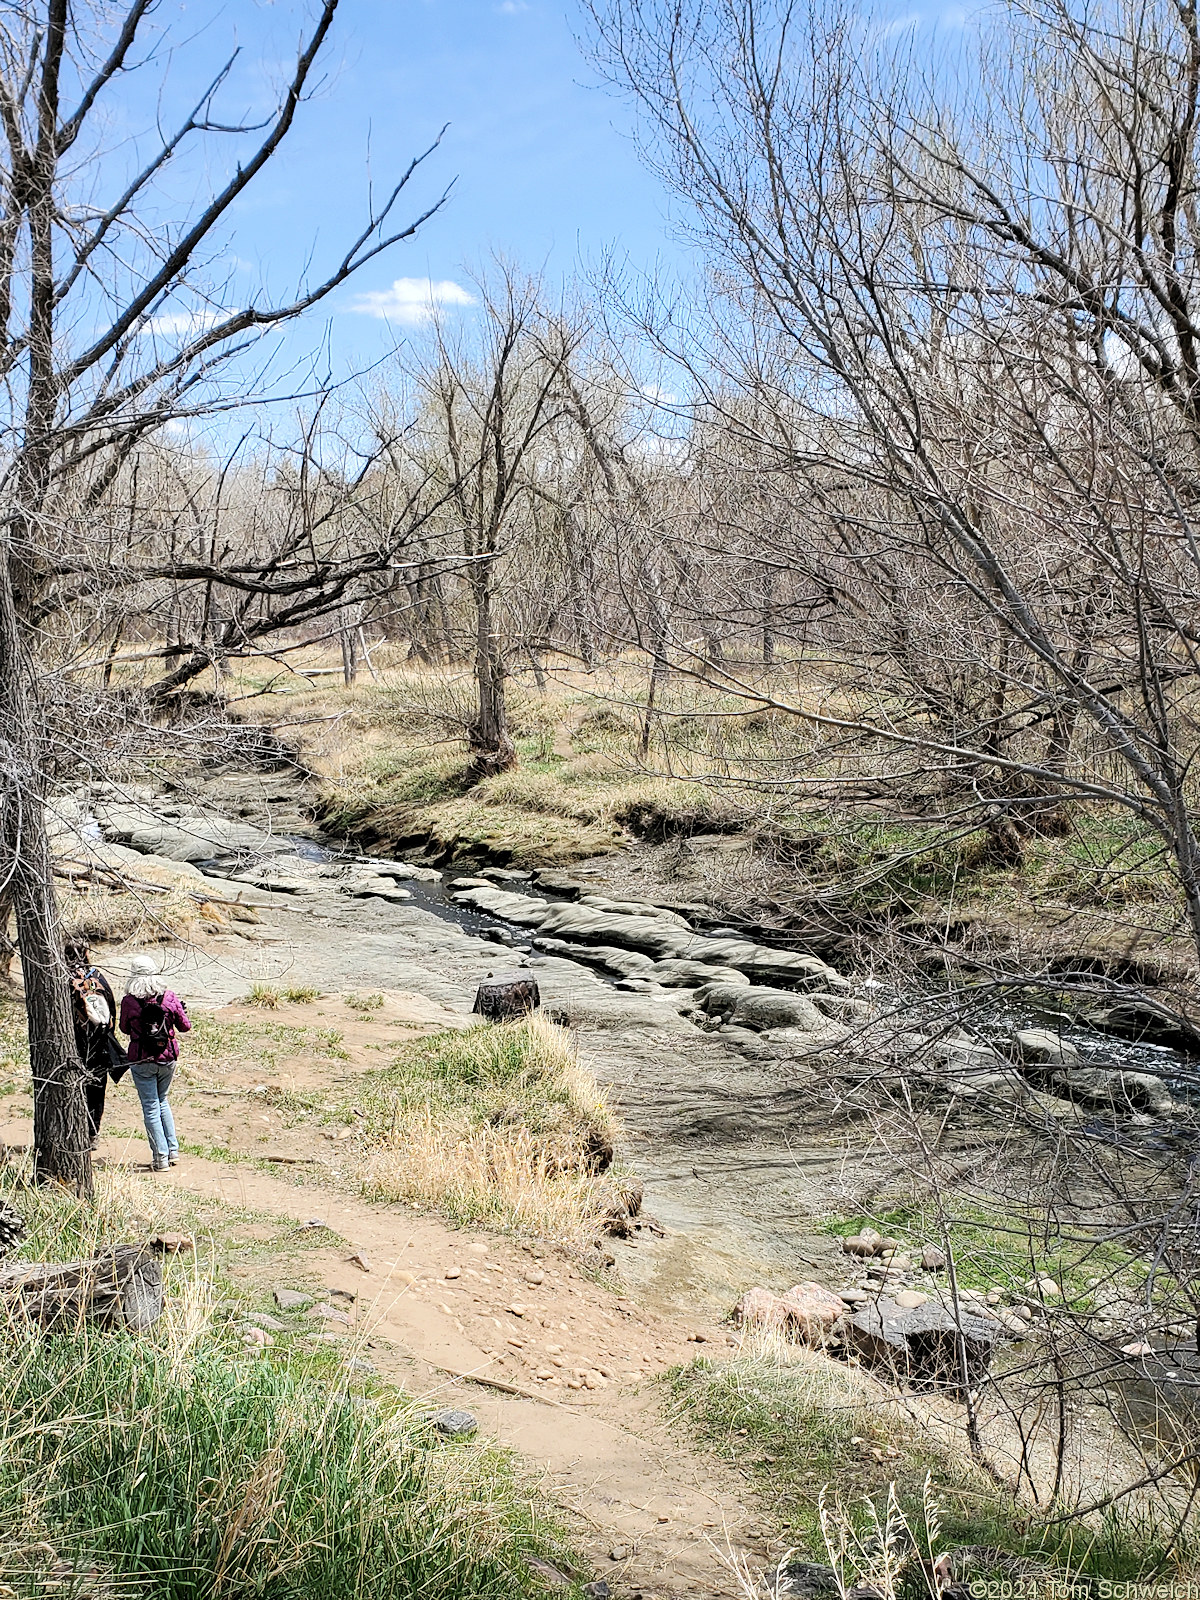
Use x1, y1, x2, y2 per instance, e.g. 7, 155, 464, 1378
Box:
532, 870, 585, 897
1050, 1065, 1174, 1116
434, 1408, 478, 1437
848, 1295, 997, 1388
1081, 997, 1200, 1055
472, 972, 541, 1022
773, 1560, 840, 1597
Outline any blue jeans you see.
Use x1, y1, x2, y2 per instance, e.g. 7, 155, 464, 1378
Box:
131, 1062, 177, 1160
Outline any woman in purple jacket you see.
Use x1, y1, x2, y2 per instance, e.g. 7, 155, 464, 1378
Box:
119, 955, 191, 1173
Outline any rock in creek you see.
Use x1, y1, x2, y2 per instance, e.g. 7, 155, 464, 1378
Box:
532, 938, 658, 978
1049, 1066, 1174, 1116
1013, 1027, 1081, 1067
651, 958, 750, 988
693, 982, 833, 1034
454, 886, 849, 990
734, 1282, 847, 1344
848, 1295, 997, 1388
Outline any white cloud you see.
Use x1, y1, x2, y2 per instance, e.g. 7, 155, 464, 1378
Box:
641, 383, 679, 405
497, 1, 529, 12
146, 308, 226, 336
350, 277, 476, 325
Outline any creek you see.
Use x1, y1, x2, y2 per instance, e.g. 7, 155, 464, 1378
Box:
76, 761, 1200, 1318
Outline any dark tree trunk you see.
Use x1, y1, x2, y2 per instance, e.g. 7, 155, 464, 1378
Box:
468, 571, 516, 778
0, 553, 92, 1197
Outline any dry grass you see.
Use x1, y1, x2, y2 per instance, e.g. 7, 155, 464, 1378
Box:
350, 1013, 621, 1244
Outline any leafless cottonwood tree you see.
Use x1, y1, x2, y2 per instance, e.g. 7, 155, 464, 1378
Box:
584, 0, 1200, 961
410, 272, 583, 776
0, 0, 445, 1191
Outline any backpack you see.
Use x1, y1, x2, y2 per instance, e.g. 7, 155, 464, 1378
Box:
71, 968, 111, 1029
139, 996, 172, 1054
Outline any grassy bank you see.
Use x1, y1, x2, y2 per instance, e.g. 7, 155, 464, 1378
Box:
0, 1165, 578, 1599
348, 1014, 621, 1246
206, 653, 1196, 976
669, 1352, 1195, 1586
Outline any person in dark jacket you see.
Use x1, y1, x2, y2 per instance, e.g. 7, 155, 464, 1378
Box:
118, 954, 190, 1173
65, 935, 121, 1151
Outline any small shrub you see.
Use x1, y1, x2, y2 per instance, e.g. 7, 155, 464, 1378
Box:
246, 984, 281, 1008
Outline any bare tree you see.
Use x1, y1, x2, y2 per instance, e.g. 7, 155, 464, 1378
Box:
584, 0, 1200, 964
0, 0, 444, 1189
411, 271, 581, 777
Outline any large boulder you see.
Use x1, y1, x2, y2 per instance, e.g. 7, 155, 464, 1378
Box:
1013, 1028, 1081, 1067
848, 1295, 997, 1388
695, 982, 830, 1033
1050, 1066, 1174, 1117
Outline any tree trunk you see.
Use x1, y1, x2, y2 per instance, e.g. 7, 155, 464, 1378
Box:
0, 553, 92, 1196
341, 625, 358, 686
468, 569, 516, 778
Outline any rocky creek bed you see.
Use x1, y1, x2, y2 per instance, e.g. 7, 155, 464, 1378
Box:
46, 766, 1200, 1319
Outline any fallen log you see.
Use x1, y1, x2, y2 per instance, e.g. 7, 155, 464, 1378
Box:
0, 1243, 164, 1331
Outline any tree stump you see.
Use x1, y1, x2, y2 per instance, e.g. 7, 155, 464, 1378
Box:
0, 1243, 164, 1330
472, 972, 541, 1023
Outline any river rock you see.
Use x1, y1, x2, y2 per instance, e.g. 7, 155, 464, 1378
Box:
1049, 1066, 1174, 1116
1013, 1028, 1081, 1067
1080, 997, 1200, 1054
921, 1246, 947, 1271
456, 887, 850, 990
358, 859, 442, 883
577, 894, 692, 925
733, 1282, 846, 1343
651, 959, 750, 988
929, 1035, 1029, 1102
532, 870, 584, 896
532, 939, 657, 978
807, 993, 872, 1022
345, 881, 413, 903
95, 804, 282, 863
848, 1294, 997, 1387
694, 982, 830, 1033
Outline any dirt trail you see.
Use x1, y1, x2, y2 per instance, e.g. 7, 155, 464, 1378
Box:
3, 984, 780, 1598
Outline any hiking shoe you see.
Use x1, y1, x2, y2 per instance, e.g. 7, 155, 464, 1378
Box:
168, 1154, 180, 1166
151, 1156, 170, 1173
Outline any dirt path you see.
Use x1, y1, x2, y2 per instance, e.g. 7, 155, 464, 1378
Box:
3, 984, 781, 1598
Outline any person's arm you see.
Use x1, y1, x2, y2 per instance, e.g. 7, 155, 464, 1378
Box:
118, 994, 136, 1037
164, 993, 192, 1033
97, 973, 117, 1032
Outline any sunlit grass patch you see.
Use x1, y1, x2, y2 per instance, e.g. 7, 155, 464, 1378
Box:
349, 1014, 620, 1244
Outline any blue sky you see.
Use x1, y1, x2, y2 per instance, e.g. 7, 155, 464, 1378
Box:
133, 0, 682, 375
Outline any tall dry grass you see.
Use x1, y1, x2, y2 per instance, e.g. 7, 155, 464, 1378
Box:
351, 1014, 622, 1244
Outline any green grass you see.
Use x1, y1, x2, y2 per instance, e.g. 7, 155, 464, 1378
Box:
669, 1356, 1192, 1584
343, 991, 385, 1012
0, 1164, 580, 1599
186, 1015, 350, 1069
817, 1200, 1148, 1310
